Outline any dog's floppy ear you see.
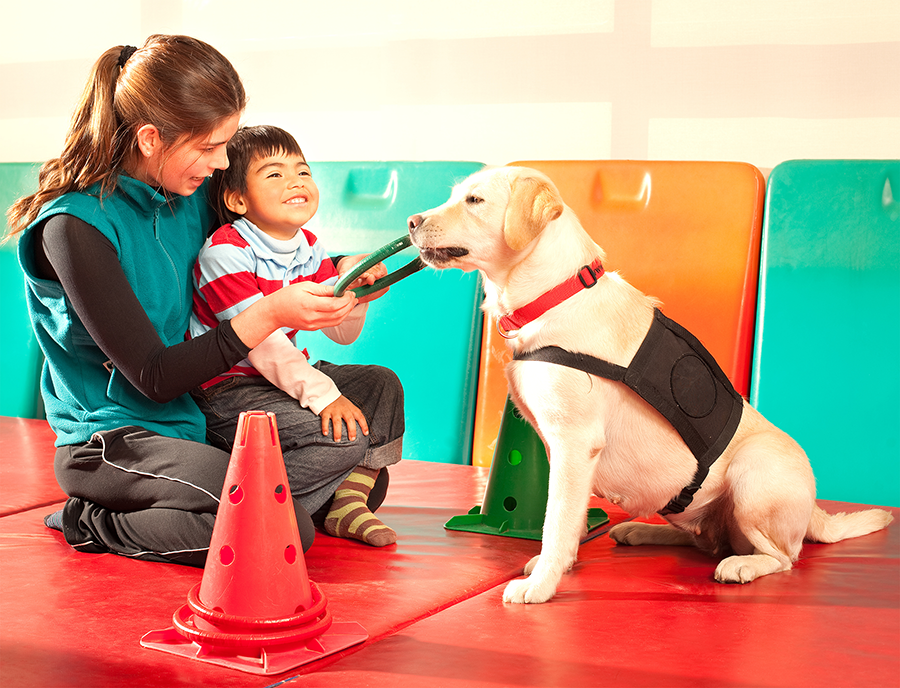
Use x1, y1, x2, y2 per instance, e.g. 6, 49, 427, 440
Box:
503, 171, 564, 251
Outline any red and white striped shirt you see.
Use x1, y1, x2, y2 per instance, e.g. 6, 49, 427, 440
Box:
190, 218, 365, 412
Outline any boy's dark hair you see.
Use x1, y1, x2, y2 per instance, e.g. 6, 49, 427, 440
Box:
210, 124, 305, 226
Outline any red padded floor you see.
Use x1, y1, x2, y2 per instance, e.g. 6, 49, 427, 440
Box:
0, 504, 542, 687
0, 417, 65, 515
1, 415, 897, 688
0, 451, 632, 688
294, 503, 900, 688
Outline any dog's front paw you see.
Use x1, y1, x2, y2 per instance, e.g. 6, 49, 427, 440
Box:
523, 554, 540, 575
502, 573, 559, 604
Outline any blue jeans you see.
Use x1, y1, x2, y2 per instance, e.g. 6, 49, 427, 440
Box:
191, 361, 404, 514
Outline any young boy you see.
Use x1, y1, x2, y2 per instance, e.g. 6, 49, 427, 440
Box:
190, 125, 403, 547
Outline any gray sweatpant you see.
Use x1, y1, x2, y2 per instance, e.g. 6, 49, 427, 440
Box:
53, 363, 402, 566
54, 426, 310, 567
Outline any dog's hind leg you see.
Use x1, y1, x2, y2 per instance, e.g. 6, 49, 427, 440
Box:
713, 430, 812, 584
503, 436, 598, 604
714, 537, 794, 583
715, 498, 805, 584
609, 521, 696, 547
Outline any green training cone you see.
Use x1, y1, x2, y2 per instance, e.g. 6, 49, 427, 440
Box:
445, 397, 607, 540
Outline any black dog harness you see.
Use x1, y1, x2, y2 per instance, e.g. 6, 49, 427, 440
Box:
514, 308, 743, 515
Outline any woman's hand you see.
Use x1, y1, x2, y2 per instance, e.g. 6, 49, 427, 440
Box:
319, 394, 369, 442
231, 281, 358, 349
282, 281, 358, 329
336, 254, 390, 303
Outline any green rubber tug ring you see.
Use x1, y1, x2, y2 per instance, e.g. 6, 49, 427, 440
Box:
333, 235, 425, 298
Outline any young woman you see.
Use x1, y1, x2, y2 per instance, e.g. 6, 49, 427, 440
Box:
6, 35, 398, 565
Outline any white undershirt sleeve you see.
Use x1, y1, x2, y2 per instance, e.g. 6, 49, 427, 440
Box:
248, 330, 341, 415
321, 302, 368, 345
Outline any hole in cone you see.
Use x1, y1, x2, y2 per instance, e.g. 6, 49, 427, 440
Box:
284, 544, 297, 564
220, 545, 235, 565
503, 496, 518, 512
507, 449, 522, 466
274, 484, 287, 504
228, 485, 243, 504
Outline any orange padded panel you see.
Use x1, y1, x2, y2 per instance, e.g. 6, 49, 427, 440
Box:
472, 161, 764, 467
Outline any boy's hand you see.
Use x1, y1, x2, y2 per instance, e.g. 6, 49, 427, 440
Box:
320, 395, 369, 442
336, 254, 390, 302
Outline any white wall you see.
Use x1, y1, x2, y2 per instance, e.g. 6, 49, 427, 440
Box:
1, 0, 898, 171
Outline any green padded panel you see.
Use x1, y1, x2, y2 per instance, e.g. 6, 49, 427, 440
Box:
1, 163, 43, 418
751, 160, 900, 507
303, 162, 485, 464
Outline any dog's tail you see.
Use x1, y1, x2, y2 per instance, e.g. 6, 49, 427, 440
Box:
806, 504, 894, 543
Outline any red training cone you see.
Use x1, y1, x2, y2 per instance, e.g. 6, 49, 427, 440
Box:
141, 410, 367, 675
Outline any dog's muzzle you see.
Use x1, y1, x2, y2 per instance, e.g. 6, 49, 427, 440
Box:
407, 214, 469, 265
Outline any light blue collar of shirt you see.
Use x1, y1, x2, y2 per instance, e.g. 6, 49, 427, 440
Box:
232, 217, 312, 268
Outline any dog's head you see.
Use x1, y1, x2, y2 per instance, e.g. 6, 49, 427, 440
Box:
407, 166, 565, 274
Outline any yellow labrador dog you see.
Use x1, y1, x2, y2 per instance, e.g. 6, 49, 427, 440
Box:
408, 166, 893, 604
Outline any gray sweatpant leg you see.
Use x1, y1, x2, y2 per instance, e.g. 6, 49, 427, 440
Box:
54, 425, 314, 566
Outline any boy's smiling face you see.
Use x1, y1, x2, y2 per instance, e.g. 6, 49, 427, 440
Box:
224, 149, 320, 240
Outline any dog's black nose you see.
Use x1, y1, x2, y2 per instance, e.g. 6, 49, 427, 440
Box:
408, 214, 423, 231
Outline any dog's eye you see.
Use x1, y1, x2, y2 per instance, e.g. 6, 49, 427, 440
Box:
466, 195, 484, 205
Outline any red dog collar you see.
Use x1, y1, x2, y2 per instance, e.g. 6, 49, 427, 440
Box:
497, 258, 605, 338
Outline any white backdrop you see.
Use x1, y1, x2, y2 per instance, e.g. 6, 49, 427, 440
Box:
2, 0, 899, 170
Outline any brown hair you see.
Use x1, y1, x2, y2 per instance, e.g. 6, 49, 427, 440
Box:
6, 35, 246, 236
210, 125, 306, 226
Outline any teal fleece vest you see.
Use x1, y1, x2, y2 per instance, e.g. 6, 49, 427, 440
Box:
18, 176, 215, 446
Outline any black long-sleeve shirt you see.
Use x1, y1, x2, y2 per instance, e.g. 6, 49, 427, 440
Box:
34, 214, 251, 403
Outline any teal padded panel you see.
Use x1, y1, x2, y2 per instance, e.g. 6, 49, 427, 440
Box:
750, 160, 900, 507
1, 163, 44, 418
303, 162, 485, 464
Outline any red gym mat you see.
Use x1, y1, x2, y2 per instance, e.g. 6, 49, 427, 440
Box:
2, 414, 896, 688
0, 458, 630, 688
294, 502, 900, 688
0, 416, 65, 516
0, 505, 533, 687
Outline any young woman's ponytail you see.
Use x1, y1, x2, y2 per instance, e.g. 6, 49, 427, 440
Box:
6, 36, 245, 236
6, 46, 127, 234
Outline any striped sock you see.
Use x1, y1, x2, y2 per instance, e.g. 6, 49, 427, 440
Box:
324, 467, 397, 547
